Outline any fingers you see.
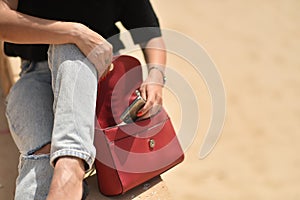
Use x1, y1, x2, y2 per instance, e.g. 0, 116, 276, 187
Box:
137, 83, 163, 118
92, 41, 113, 79
139, 83, 147, 103
73, 24, 113, 78
82, 36, 113, 79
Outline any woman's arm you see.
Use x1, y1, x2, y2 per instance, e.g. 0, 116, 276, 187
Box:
0, 1, 75, 45
0, 0, 112, 76
138, 37, 167, 117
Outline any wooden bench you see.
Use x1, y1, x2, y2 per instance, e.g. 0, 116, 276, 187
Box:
86, 175, 172, 200
0, 41, 173, 200
0, 41, 20, 97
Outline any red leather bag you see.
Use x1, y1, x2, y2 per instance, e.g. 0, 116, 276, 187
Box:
94, 55, 184, 196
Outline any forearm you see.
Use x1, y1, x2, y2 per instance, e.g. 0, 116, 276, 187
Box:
141, 37, 167, 68
138, 37, 166, 116
141, 37, 167, 86
0, 0, 112, 76
0, 1, 77, 45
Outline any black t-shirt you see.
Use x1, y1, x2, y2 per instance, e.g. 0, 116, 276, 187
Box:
4, 0, 161, 61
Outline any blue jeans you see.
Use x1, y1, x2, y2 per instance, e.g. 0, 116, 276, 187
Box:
5, 44, 98, 200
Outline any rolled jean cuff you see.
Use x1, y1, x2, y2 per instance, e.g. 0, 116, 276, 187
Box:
50, 149, 95, 170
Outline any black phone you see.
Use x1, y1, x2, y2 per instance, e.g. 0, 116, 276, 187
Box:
120, 90, 146, 123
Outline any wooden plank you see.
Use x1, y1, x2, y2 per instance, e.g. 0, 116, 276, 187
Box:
0, 41, 21, 97
0, 41, 14, 97
7, 56, 20, 84
86, 175, 172, 200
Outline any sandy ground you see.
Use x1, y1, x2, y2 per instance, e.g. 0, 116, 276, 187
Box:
1, 0, 300, 199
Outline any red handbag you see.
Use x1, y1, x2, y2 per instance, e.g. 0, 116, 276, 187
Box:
94, 55, 184, 196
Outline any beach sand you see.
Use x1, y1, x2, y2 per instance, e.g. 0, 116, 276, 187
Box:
152, 0, 300, 199
1, 0, 300, 199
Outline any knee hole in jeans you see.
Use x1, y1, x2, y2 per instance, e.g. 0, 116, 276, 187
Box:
31, 143, 51, 156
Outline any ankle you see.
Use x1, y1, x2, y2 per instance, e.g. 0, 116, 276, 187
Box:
47, 157, 85, 200
55, 157, 85, 179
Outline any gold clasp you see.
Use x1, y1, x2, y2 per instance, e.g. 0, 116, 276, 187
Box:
109, 63, 114, 71
149, 139, 156, 149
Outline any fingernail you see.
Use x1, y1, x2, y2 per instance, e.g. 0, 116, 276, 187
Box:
136, 111, 143, 117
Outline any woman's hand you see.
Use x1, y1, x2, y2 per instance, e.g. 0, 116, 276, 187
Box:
137, 69, 164, 119
71, 23, 113, 79
137, 37, 167, 119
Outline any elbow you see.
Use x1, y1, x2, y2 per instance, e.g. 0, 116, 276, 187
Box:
140, 37, 166, 52
0, 11, 5, 40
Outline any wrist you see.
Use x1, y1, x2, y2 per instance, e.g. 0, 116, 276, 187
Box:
148, 66, 166, 85
68, 22, 85, 45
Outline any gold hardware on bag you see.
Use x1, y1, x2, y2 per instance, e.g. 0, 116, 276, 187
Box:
109, 63, 114, 71
149, 139, 156, 149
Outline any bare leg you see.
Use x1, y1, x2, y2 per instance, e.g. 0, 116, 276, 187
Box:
46, 157, 85, 200
32, 145, 85, 199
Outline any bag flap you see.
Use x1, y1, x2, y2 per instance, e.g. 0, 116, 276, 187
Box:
95, 55, 143, 128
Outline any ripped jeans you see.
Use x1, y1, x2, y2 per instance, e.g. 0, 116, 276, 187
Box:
5, 44, 97, 200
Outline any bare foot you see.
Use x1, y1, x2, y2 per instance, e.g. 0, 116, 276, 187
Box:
46, 157, 85, 200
